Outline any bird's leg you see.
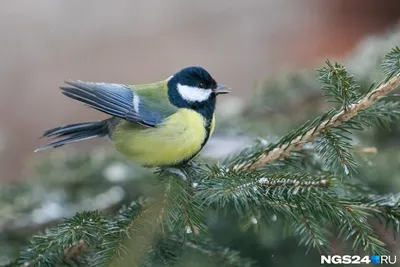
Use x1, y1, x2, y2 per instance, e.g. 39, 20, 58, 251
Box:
162, 167, 187, 180
159, 160, 200, 180
187, 160, 200, 169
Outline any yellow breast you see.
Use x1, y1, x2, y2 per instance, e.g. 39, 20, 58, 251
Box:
113, 109, 212, 167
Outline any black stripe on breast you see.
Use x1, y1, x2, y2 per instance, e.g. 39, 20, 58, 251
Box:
200, 117, 213, 150
180, 115, 213, 164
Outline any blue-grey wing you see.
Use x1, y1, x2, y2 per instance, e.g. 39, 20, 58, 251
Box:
61, 80, 176, 127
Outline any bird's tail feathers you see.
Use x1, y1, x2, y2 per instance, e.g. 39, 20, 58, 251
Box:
35, 120, 109, 152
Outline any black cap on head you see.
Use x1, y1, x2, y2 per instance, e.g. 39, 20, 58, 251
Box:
167, 66, 229, 121
173, 66, 217, 90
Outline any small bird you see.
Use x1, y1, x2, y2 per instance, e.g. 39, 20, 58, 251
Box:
36, 66, 230, 167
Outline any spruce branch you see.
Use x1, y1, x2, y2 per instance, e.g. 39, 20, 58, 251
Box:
196, 170, 334, 216
92, 201, 146, 267
291, 213, 331, 253
381, 46, 400, 79
161, 236, 257, 267
234, 52, 400, 172
358, 193, 400, 235
337, 206, 388, 255
17, 211, 108, 267
354, 100, 400, 129
317, 129, 357, 176
196, 167, 393, 254
317, 60, 360, 110
103, 171, 207, 267
105, 190, 174, 267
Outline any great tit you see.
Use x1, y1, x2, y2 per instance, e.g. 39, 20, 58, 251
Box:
35, 66, 230, 167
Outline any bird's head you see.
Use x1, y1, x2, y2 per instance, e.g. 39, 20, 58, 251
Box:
167, 66, 230, 110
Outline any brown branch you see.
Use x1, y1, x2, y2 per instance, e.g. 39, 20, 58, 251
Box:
64, 239, 88, 261
236, 74, 400, 171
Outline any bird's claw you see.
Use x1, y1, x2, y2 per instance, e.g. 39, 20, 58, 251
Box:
162, 167, 187, 180
187, 160, 200, 169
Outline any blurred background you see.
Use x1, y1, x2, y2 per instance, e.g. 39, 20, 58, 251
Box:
1, 0, 400, 182
2, 1, 400, 266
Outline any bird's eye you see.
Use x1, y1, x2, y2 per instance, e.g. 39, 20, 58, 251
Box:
198, 82, 205, 88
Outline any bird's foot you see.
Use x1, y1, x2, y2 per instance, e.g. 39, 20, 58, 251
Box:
158, 160, 200, 180
162, 167, 187, 180
187, 160, 200, 169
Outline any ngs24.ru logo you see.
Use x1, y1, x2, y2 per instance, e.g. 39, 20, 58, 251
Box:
321, 255, 396, 264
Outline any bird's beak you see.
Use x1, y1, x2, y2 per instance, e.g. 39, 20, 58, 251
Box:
213, 84, 231, 95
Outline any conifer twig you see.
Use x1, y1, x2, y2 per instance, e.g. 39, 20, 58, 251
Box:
236, 73, 400, 171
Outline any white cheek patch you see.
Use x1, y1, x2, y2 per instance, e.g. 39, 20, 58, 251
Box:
177, 83, 212, 102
